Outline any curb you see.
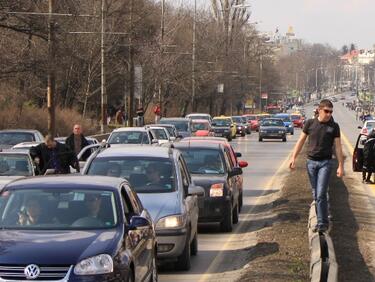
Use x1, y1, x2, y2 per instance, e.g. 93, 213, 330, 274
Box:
308, 201, 338, 282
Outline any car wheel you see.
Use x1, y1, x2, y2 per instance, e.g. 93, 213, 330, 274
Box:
220, 202, 233, 232
241, 132, 246, 137
127, 269, 135, 282
190, 232, 198, 256
175, 235, 191, 270
149, 251, 158, 282
239, 191, 243, 212
282, 137, 287, 142
232, 203, 239, 224
258, 137, 263, 142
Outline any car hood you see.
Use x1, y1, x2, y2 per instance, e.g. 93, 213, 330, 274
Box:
0, 176, 25, 189
260, 126, 286, 131
138, 192, 180, 222
0, 229, 121, 265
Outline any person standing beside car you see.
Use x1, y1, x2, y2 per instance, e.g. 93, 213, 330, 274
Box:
65, 124, 90, 161
30, 134, 78, 175
289, 99, 344, 233
362, 129, 375, 184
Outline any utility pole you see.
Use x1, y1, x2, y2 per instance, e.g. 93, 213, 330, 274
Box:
191, 0, 197, 111
47, 0, 56, 136
128, 0, 135, 126
158, 0, 165, 117
259, 56, 263, 112
100, 0, 107, 133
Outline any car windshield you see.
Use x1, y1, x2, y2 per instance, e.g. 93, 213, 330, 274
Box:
0, 154, 33, 176
87, 157, 175, 193
0, 133, 35, 145
192, 122, 209, 131
262, 119, 284, 127
213, 119, 231, 127
178, 148, 225, 175
151, 128, 168, 140
108, 131, 149, 144
160, 120, 189, 131
232, 117, 243, 123
291, 115, 301, 120
0, 189, 117, 230
275, 116, 291, 122
246, 116, 256, 121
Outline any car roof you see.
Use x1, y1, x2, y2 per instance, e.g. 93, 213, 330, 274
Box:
191, 119, 209, 123
160, 117, 190, 121
112, 127, 149, 132
0, 129, 41, 133
152, 124, 176, 128
4, 175, 126, 191
183, 137, 228, 143
274, 113, 290, 116
173, 141, 223, 150
186, 113, 211, 117
0, 150, 30, 156
96, 146, 172, 159
213, 116, 231, 119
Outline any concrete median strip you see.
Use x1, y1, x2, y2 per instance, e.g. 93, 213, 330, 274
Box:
308, 201, 338, 282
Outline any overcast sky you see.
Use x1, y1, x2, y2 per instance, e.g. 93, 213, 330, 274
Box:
183, 0, 375, 50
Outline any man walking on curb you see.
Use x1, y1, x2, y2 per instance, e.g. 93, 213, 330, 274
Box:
289, 99, 344, 233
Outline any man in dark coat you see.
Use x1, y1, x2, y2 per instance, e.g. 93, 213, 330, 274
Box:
30, 135, 78, 175
65, 124, 90, 161
363, 129, 375, 183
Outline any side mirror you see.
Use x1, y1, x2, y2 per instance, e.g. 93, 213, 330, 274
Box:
238, 160, 248, 168
101, 139, 107, 143
188, 184, 205, 197
129, 216, 151, 231
235, 152, 242, 158
177, 135, 184, 139
44, 169, 56, 176
151, 139, 159, 144
229, 167, 242, 177
169, 136, 176, 142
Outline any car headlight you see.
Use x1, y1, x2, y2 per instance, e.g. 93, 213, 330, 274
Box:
210, 183, 224, 197
74, 254, 113, 275
289, 124, 293, 127
279, 131, 285, 134
156, 215, 186, 229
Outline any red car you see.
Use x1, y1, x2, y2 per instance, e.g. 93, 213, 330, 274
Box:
180, 137, 248, 211
290, 114, 304, 128
243, 114, 259, 132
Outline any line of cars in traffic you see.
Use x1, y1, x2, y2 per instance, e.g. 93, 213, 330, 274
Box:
0, 113, 250, 281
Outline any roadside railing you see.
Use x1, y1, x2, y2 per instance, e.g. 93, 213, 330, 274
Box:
308, 201, 338, 282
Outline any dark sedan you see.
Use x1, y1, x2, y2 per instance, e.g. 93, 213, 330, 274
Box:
259, 118, 287, 142
173, 142, 242, 232
0, 176, 157, 282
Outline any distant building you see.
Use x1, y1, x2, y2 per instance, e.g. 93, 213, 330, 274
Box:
272, 26, 303, 57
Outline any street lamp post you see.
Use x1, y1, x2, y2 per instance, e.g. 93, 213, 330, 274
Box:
192, 0, 196, 111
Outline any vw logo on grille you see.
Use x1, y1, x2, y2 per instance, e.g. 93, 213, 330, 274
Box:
24, 264, 40, 280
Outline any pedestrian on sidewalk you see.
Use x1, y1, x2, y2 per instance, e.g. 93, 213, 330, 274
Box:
65, 124, 90, 161
362, 129, 375, 184
289, 99, 344, 233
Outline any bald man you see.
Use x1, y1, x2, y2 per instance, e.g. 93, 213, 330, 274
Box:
65, 124, 90, 161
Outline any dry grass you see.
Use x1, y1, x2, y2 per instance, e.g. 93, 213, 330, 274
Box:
0, 104, 99, 136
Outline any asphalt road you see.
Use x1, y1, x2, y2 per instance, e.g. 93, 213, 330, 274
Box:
159, 129, 302, 282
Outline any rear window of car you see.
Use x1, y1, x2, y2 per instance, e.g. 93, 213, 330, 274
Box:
0, 133, 35, 145
108, 131, 149, 144
177, 148, 225, 175
291, 115, 301, 120
246, 116, 256, 120
213, 119, 231, 126
192, 122, 209, 131
160, 120, 189, 132
87, 157, 176, 193
0, 189, 118, 230
0, 154, 33, 176
262, 119, 284, 127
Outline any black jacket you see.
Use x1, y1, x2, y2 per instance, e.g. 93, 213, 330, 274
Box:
363, 137, 375, 172
65, 134, 90, 161
30, 142, 78, 175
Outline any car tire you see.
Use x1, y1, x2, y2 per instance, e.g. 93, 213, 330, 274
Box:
282, 137, 287, 142
258, 137, 263, 142
149, 250, 158, 282
241, 132, 246, 137
220, 203, 233, 232
175, 235, 191, 271
232, 203, 239, 224
239, 191, 243, 212
190, 232, 198, 256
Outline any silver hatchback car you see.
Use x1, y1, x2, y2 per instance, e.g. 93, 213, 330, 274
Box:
83, 146, 204, 270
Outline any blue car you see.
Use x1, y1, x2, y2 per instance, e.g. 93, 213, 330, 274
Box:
0, 176, 157, 282
274, 114, 294, 135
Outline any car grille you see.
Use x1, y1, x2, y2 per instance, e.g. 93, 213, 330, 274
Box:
0, 265, 71, 281
265, 130, 281, 134
214, 129, 224, 133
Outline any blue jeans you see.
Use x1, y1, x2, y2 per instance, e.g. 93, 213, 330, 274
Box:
306, 159, 333, 228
